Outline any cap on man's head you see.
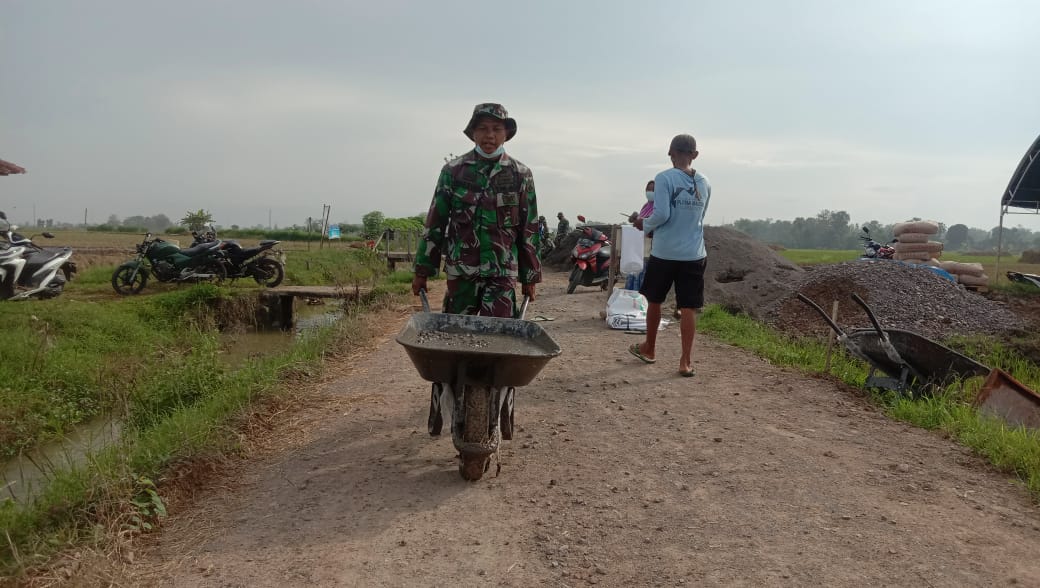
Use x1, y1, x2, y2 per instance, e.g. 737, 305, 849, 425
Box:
557, 212, 564, 218
668, 134, 697, 155
464, 103, 518, 141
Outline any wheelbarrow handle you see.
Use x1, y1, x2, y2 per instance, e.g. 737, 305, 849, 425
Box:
850, 293, 888, 342
796, 293, 845, 336
518, 295, 531, 321
418, 288, 431, 313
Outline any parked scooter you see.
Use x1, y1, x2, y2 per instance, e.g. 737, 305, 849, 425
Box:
190, 226, 285, 287
0, 210, 76, 300
111, 233, 227, 295
566, 215, 612, 294
859, 226, 895, 260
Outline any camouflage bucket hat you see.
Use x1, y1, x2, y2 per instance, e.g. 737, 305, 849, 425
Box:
463, 103, 517, 141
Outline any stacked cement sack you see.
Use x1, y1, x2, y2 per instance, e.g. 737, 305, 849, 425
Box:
892, 220, 943, 265
938, 260, 990, 288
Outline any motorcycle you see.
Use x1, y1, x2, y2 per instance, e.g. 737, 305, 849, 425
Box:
111, 233, 227, 295
566, 215, 612, 294
859, 226, 895, 260
0, 210, 76, 300
190, 227, 285, 287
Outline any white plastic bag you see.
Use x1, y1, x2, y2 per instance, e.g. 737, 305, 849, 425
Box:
619, 225, 645, 275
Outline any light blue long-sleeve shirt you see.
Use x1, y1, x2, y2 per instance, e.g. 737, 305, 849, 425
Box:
643, 168, 711, 261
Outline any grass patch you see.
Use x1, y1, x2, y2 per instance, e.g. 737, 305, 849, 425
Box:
0, 278, 410, 579
698, 305, 1040, 498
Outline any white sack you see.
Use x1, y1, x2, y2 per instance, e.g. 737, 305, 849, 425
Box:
605, 288, 667, 331
619, 225, 645, 275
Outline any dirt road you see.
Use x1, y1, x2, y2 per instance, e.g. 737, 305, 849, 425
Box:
130, 272, 1040, 587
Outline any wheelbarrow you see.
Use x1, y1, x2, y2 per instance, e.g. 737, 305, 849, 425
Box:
396, 291, 561, 481
797, 293, 990, 395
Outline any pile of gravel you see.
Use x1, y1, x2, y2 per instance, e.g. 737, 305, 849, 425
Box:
764, 260, 1025, 340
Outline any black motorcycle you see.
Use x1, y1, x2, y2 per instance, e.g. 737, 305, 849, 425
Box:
111, 233, 227, 295
191, 228, 284, 287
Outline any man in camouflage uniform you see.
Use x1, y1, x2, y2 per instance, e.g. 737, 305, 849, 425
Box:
555, 212, 570, 247
411, 103, 541, 444
411, 103, 541, 316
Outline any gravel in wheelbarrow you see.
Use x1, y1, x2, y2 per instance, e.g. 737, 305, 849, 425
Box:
396, 312, 562, 388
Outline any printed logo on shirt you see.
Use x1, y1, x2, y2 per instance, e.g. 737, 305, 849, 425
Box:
670, 185, 703, 208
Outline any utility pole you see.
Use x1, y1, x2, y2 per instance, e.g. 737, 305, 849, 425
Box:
84, 208, 87, 227
268, 208, 272, 230
318, 204, 331, 250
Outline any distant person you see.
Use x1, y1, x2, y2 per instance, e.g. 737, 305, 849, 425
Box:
628, 134, 711, 378
555, 212, 571, 245
641, 180, 655, 222
537, 215, 548, 241
625, 179, 656, 291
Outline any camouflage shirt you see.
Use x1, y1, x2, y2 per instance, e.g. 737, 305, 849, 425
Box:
415, 150, 541, 284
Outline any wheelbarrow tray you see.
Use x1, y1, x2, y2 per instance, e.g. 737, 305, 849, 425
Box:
396, 312, 562, 387
845, 328, 989, 387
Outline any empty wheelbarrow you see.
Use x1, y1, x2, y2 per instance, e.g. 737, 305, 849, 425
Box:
797, 293, 990, 395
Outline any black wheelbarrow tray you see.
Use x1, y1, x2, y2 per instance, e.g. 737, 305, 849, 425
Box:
798, 293, 990, 394
396, 311, 562, 388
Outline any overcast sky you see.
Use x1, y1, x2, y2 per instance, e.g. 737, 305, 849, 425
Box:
3, 0, 1039, 231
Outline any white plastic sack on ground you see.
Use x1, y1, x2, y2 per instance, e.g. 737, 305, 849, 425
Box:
605, 288, 668, 331
619, 225, 645, 275
606, 288, 646, 330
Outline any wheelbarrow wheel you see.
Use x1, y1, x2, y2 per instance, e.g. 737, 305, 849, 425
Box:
459, 385, 491, 481
428, 383, 443, 436
500, 387, 515, 441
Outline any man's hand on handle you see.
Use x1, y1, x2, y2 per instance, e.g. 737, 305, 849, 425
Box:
411, 275, 427, 297
522, 282, 537, 302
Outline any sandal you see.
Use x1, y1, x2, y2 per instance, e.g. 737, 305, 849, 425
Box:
679, 369, 695, 378
628, 343, 656, 364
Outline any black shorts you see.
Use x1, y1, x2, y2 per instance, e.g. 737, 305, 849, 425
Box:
638, 256, 707, 309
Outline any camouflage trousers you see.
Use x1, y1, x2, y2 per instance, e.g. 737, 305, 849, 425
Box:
442, 277, 517, 318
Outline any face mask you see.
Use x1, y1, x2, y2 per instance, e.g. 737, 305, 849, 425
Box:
475, 145, 505, 158
646, 191, 655, 201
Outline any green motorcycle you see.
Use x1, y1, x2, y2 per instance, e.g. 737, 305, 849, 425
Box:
111, 233, 227, 295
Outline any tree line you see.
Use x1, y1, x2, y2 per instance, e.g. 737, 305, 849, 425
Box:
67, 206, 1039, 253
728, 209, 1038, 253
81, 209, 426, 241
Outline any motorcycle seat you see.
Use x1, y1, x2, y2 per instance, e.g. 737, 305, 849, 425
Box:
27, 249, 68, 264
235, 246, 266, 258
259, 240, 280, 247
181, 241, 220, 257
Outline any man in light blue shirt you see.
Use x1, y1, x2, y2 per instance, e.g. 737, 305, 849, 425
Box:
629, 134, 711, 377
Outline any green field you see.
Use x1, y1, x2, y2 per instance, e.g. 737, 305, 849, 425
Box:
779, 248, 1040, 287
